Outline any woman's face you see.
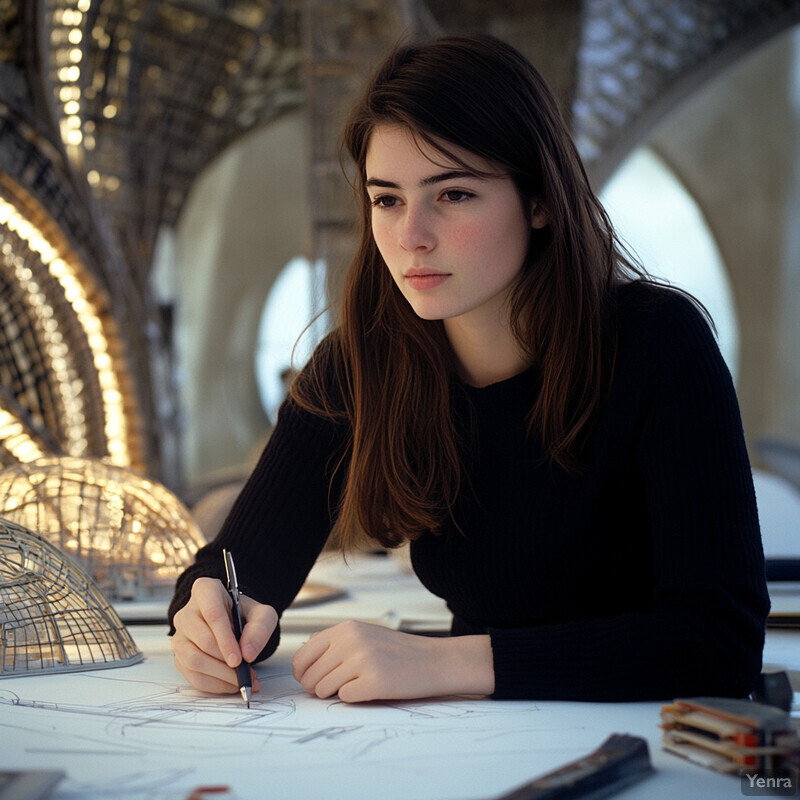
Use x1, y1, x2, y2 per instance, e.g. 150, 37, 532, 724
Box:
365, 125, 545, 331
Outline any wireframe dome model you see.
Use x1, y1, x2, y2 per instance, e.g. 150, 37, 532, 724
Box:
0, 457, 207, 601
0, 518, 142, 677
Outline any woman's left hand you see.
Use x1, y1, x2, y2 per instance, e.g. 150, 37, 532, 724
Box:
291, 620, 494, 703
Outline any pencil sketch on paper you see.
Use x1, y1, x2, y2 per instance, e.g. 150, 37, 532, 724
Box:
0, 656, 605, 800
0, 671, 545, 758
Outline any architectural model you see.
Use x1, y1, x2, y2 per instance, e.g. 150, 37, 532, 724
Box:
0, 456, 206, 600
0, 517, 142, 677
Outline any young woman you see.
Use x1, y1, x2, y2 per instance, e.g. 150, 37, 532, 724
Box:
169, 34, 769, 703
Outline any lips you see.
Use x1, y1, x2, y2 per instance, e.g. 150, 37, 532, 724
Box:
404, 268, 450, 290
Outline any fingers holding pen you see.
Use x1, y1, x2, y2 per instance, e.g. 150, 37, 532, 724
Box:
171, 580, 240, 694
192, 577, 242, 667
239, 598, 278, 663
171, 577, 274, 695
171, 633, 242, 694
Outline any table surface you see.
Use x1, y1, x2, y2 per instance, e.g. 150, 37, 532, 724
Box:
1, 551, 798, 800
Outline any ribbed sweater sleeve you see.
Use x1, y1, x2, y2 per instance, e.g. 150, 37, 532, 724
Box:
167, 394, 347, 660
484, 288, 769, 700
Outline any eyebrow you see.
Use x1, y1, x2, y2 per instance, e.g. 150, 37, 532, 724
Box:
364, 170, 482, 190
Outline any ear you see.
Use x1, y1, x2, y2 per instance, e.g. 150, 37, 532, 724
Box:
530, 202, 548, 229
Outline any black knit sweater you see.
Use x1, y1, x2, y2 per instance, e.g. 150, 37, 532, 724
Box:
169, 281, 769, 701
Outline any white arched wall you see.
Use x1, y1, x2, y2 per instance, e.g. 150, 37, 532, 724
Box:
175, 110, 310, 487
600, 147, 739, 381
647, 27, 800, 463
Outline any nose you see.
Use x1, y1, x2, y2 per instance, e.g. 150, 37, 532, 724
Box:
398, 205, 435, 252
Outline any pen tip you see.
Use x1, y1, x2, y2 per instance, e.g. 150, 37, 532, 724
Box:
241, 686, 251, 708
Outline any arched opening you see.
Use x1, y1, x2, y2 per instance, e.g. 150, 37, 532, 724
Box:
255, 256, 329, 425
600, 147, 739, 382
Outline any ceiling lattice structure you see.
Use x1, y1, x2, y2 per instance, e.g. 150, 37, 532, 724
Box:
46, 0, 306, 275
574, 0, 800, 186
0, 0, 799, 484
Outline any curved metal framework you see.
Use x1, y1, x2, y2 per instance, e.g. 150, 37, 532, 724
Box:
0, 176, 143, 469
574, 0, 800, 186
0, 456, 208, 601
0, 0, 798, 483
44, 0, 304, 271
0, 517, 142, 677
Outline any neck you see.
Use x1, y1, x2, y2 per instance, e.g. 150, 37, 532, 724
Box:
444, 315, 530, 388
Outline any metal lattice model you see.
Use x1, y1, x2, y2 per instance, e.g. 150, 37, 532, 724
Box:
0, 456, 207, 601
0, 517, 142, 677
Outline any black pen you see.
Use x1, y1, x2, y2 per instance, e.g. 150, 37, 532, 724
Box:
223, 548, 251, 708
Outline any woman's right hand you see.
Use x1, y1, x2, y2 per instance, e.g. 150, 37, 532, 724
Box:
170, 576, 278, 695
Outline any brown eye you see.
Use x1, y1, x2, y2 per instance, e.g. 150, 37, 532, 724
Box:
443, 190, 473, 203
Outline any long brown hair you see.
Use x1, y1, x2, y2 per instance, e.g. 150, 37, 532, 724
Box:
293, 34, 644, 549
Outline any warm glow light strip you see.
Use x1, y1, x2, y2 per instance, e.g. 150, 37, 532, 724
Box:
51, 0, 92, 155
0, 195, 131, 465
5, 258, 88, 456
0, 411, 44, 463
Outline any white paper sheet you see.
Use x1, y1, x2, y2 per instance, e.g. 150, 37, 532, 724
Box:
0, 641, 669, 800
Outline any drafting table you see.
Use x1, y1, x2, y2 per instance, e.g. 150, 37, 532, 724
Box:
1, 552, 798, 800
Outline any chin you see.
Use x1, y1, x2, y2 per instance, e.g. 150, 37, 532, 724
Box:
401, 293, 458, 322
409, 306, 448, 322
